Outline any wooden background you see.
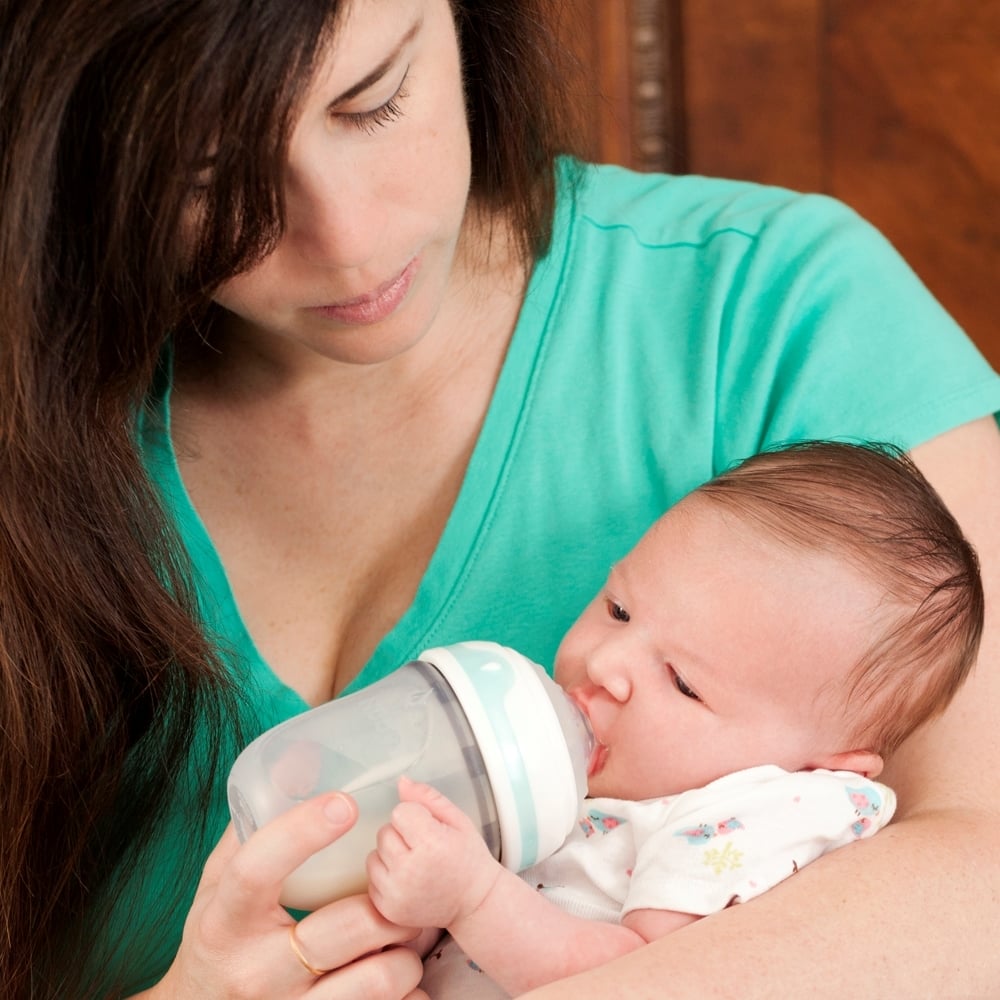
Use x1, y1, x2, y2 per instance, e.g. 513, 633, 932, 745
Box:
557, 0, 1000, 367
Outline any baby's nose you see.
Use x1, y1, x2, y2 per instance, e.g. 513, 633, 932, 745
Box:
585, 649, 633, 703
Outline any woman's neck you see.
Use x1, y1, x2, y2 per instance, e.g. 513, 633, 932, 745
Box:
176, 215, 528, 422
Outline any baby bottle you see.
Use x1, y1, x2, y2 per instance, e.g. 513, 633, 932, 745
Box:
227, 641, 594, 911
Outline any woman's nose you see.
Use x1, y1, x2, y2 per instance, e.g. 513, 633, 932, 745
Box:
283, 147, 386, 270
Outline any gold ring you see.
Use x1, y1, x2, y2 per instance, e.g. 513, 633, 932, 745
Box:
288, 923, 327, 977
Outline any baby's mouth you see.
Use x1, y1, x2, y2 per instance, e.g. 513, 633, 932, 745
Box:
563, 686, 608, 778
588, 740, 609, 778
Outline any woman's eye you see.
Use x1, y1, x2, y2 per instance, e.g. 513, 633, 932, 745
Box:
606, 600, 630, 622
338, 72, 409, 134
673, 670, 701, 701
186, 155, 217, 193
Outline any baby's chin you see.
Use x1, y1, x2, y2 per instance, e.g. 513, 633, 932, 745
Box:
586, 762, 701, 802
585, 760, 635, 801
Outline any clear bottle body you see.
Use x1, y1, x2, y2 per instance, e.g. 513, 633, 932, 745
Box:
227, 643, 592, 910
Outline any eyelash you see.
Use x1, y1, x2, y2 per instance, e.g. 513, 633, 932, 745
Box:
340, 75, 409, 134
672, 669, 701, 702
186, 156, 217, 193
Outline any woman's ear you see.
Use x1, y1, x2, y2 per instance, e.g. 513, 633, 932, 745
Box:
811, 749, 884, 779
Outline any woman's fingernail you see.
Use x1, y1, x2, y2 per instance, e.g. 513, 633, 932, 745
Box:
324, 794, 353, 825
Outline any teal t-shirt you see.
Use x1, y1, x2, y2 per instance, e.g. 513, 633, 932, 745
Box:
128, 159, 1000, 991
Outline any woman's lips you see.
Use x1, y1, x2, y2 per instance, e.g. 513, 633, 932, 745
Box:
308, 259, 417, 325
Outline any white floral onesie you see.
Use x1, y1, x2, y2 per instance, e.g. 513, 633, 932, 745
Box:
420, 765, 895, 999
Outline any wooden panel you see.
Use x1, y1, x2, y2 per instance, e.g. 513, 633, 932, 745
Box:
627, 0, 688, 171
556, 0, 630, 163
827, 0, 1000, 366
681, 0, 825, 191
554, 0, 1000, 364
556, 0, 685, 171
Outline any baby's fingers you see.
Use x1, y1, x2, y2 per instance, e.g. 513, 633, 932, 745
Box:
396, 776, 475, 833
374, 816, 413, 867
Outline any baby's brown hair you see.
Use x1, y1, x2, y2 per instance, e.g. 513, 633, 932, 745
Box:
696, 441, 983, 757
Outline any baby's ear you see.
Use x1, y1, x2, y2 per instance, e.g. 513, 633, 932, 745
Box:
812, 749, 884, 779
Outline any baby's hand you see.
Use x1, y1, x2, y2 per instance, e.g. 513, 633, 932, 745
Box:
367, 776, 501, 929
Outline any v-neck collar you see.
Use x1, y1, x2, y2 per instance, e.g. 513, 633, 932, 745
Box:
139, 159, 578, 700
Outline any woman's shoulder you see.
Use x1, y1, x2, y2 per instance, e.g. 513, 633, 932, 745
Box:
559, 156, 870, 253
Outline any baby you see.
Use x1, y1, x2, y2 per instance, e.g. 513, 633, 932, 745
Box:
366, 441, 983, 997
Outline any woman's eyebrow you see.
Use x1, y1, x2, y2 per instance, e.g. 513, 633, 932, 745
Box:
328, 18, 422, 108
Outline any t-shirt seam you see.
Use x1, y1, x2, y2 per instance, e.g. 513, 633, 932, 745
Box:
578, 214, 762, 252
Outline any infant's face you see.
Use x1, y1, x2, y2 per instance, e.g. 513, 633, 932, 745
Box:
554, 496, 888, 801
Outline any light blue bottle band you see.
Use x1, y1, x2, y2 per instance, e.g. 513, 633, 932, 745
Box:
437, 644, 540, 866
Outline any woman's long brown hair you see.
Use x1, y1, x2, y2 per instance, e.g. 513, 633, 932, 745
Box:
0, 0, 579, 995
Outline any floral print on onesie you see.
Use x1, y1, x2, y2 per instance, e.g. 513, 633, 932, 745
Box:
419, 766, 895, 999
521, 765, 894, 920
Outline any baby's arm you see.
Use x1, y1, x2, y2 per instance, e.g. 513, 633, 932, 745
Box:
367, 777, 697, 996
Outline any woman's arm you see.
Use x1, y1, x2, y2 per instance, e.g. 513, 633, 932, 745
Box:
522, 415, 1000, 999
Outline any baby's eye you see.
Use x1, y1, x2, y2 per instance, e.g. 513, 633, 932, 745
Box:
605, 599, 630, 622
673, 670, 701, 701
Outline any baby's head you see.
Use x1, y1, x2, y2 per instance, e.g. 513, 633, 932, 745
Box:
555, 441, 983, 801
696, 441, 983, 760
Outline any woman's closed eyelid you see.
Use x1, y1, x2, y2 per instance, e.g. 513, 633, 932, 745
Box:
333, 69, 410, 133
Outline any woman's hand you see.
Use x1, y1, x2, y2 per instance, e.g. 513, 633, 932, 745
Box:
137, 792, 428, 999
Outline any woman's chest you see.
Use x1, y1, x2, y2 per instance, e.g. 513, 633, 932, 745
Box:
174, 394, 481, 702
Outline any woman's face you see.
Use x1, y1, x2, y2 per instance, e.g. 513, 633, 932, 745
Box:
211, 0, 473, 367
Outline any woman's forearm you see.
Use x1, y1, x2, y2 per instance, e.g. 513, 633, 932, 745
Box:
522, 806, 1000, 998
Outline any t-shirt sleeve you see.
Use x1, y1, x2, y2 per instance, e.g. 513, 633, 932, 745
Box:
710, 192, 1000, 461
622, 766, 896, 917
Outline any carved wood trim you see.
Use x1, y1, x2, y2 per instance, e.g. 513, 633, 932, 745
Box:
556, 0, 685, 173
627, 0, 686, 173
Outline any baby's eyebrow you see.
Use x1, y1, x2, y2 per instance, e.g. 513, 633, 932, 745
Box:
327, 18, 422, 108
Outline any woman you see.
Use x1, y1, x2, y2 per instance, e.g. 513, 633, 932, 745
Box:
2, 0, 998, 997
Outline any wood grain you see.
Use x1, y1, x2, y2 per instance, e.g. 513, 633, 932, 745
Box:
553, 0, 1000, 364
682, 0, 826, 191
827, 0, 1000, 365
